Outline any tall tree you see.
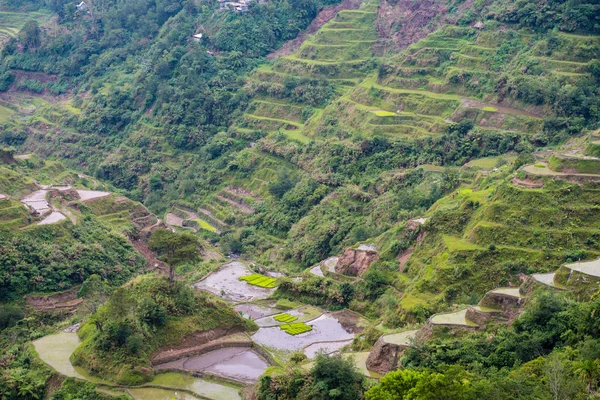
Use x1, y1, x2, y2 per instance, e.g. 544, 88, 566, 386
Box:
19, 20, 40, 49
148, 229, 200, 282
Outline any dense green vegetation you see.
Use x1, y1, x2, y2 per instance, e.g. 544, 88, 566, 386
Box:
72, 274, 253, 384
0, 0, 599, 398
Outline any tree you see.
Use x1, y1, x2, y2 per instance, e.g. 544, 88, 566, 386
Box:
77, 274, 109, 314
148, 229, 200, 282
574, 359, 600, 396
19, 20, 40, 49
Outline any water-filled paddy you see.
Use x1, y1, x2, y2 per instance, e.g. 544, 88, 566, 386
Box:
303, 339, 353, 358
490, 287, 522, 297
157, 347, 269, 383
33, 332, 242, 400
309, 264, 324, 277
382, 329, 419, 346
128, 387, 199, 400
21, 190, 50, 214
234, 303, 278, 319
150, 373, 242, 400
39, 211, 66, 225
194, 262, 274, 301
77, 190, 111, 201
32, 332, 103, 382
430, 308, 477, 326
252, 314, 354, 351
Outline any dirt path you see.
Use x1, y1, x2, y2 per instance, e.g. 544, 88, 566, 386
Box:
129, 237, 170, 275
267, 0, 363, 59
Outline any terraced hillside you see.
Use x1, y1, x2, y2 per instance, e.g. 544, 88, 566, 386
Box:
0, 10, 53, 41
398, 178, 600, 315
237, 0, 379, 143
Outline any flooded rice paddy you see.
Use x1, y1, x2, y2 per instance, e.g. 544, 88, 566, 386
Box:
76, 189, 111, 201
127, 388, 199, 400
150, 373, 242, 400
157, 347, 269, 383
252, 314, 355, 351
430, 309, 477, 327
490, 287, 522, 297
39, 211, 67, 225
21, 190, 50, 214
194, 262, 275, 301
234, 303, 278, 319
33, 332, 242, 400
382, 330, 418, 346
303, 339, 353, 358
565, 257, 600, 277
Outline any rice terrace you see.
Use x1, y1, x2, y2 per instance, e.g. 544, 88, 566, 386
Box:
1, 0, 600, 398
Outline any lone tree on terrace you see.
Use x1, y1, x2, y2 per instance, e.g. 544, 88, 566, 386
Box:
148, 229, 200, 282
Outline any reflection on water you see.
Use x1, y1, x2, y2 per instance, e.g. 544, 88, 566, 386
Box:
33, 332, 242, 400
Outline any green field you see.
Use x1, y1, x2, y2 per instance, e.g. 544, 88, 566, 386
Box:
0, 10, 53, 41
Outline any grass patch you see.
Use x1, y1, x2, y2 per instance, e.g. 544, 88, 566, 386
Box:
239, 273, 277, 288
372, 110, 396, 117
534, 163, 546, 168
195, 219, 218, 232
273, 313, 298, 323
275, 298, 302, 309
482, 106, 498, 112
280, 322, 313, 335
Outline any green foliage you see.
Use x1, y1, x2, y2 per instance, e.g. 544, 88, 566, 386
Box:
239, 273, 277, 288
0, 304, 23, 330
72, 274, 250, 384
148, 229, 201, 281
367, 367, 473, 400
259, 353, 365, 400
273, 313, 298, 323
0, 219, 144, 301
280, 322, 312, 335
50, 378, 126, 400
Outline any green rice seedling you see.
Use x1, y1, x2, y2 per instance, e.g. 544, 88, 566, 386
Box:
239, 274, 278, 288
280, 322, 313, 335
274, 313, 298, 323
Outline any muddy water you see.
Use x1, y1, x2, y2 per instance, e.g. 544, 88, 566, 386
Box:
39, 211, 67, 225
252, 314, 355, 351
309, 265, 324, 277
150, 372, 242, 400
33, 332, 242, 400
159, 347, 268, 383
32, 332, 102, 382
194, 262, 274, 302
303, 339, 353, 358
322, 257, 339, 273
128, 388, 198, 400
254, 309, 304, 327
234, 303, 278, 319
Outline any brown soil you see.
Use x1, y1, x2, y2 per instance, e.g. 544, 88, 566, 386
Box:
375, 0, 448, 54
150, 327, 248, 365
335, 247, 378, 276
397, 246, 414, 271
512, 177, 544, 189
267, 0, 363, 59
128, 237, 169, 275
26, 287, 83, 312
365, 336, 401, 374
330, 309, 366, 334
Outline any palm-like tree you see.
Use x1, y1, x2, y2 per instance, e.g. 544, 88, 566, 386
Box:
574, 359, 600, 397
